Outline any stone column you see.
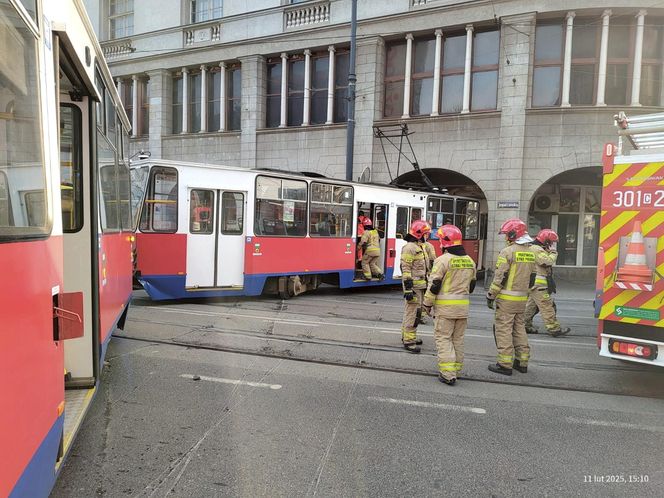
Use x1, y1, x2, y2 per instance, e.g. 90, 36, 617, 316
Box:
596, 10, 611, 106
431, 29, 443, 117
561, 12, 575, 107
200, 65, 207, 132
326, 45, 335, 124
239, 55, 265, 169
631, 10, 647, 106
219, 62, 227, 131
486, 13, 536, 271
462, 24, 473, 114
402, 33, 413, 118
145, 69, 173, 159
280, 52, 288, 127
131, 75, 139, 137
302, 49, 312, 126
116, 78, 123, 104
181, 67, 189, 133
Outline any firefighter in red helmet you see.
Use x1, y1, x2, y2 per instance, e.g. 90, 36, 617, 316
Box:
486, 218, 535, 375
400, 220, 429, 353
359, 217, 383, 280
525, 229, 570, 337
423, 225, 476, 385
418, 222, 437, 325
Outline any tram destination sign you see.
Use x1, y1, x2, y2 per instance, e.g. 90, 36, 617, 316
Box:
614, 306, 660, 321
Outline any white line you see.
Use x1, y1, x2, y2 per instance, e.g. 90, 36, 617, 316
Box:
368, 396, 486, 414
180, 374, 282, 390
566, 416, 664, 434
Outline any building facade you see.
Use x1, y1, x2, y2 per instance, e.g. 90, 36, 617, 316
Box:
84, 0, 664, 278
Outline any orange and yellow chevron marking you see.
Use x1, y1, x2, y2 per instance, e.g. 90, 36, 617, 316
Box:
603, 243, 620, 267
642, 211, 664, 236
619, 290, 664, 324
624, 162, 664, 186
599, 211, 639, 244
603, 163, 632, 187
599, 290, 639, 319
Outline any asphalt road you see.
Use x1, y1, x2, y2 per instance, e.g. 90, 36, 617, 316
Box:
53, 285, 664, 497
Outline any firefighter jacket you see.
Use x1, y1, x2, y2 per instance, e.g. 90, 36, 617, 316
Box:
401, 241, 428, 290
488, 242, 536, 308
422, 241, 437, 272
531, 244, 558, 289
360, 229, 380, 256
423, 252, 476, 319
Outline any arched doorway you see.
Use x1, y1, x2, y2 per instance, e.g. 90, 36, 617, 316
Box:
528, 167, 602, 272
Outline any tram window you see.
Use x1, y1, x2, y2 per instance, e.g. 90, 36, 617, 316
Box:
221, 192, 244, 235
374, 205, 386, 238
60, 105, 83, 232
396, 206, 409, 239
426, 197, 454, 238
130, 165, 149, 229
190, 190, 214, 234
140, 167, 178, 233
117, 159, 132, 231
411, 207, 423, 222
98, 130, 119, 231
255, 176, 307, 236
95, 71, 105, 132
455, 199, 479, 240
0, 6, 48, 241
309, 182, 353, 237
106, 91, 116, 141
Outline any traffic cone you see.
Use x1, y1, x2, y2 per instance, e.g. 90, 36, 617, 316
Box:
616, 220, 652, 284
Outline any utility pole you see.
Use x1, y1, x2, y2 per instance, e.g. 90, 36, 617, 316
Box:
345, 0, 357, 181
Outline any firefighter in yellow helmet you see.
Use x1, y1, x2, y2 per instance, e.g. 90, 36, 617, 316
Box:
423, 225, 476, 385
486, 218, 536, 375
525, 229, 571, 337
400, 220, 429, 353
359, 217, 383, 280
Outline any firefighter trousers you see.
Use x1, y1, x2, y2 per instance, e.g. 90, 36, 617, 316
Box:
361, 254, 382, 278
401, 289, 424, 344
524, 289, 561, 334
493, 301, 530, 369
434, 316, 466, 380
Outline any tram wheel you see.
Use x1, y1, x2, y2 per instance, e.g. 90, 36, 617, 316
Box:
278, 276, 294, 300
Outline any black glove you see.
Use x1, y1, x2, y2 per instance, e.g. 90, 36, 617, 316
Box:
486, 294, 495, 309
430, 279, 442, 295
404, 291, 414, 301
403, 278, 413, 291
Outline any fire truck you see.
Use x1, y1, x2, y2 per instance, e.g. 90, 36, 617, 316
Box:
596, 112, 664, 367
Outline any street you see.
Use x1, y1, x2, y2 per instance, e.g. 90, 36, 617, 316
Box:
53, 284, 664, 497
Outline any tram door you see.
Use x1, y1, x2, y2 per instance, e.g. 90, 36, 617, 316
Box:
186, 189, 246, 288
355, 202, 388, 277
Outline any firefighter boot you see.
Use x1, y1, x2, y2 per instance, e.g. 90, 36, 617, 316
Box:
525, 325, 539, 334
550, 326, 571, 337
488, 363, 513, 376
404, 343, 421, 353
438, 374, 456, 386
513, 359, 528, 373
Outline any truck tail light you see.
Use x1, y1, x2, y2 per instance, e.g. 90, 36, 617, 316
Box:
608, 339, 657, 360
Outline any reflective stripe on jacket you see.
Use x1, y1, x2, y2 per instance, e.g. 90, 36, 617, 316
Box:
360, 229, 380, 256
489, 243, 535, 302
424, 252, 476, 318
401, 241, 428, 289
531, 244, 557, 289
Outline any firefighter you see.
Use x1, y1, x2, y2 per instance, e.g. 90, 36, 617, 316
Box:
525, 229, 571, 337
418, 222, 437, 325
486, 218, 535, 375
359, 218, 383, 280
400, 220, 430, 352
422, 225, 476, 385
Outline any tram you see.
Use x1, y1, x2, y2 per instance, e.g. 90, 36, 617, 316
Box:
131, 160, 486, 300
1, 0, 135, 495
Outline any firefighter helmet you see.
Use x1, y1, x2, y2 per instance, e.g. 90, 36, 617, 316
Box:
536, 228, 559, 246
362, 217, 373, 227
499, 218, 527, 242
437, 225, 463, 248
409, 220, 428, 238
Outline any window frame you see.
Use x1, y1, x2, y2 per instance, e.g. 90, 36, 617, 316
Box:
532, 21, 565, 108
470, 28, 500, 111
411, 37, 436, 116
188, 70, 203, 133
189, 189, 215, 234
253, 175, 308, 238
439, 32, 467, 115
220, 191, 245, 235
308, 181, 354, 238
172, 72, 184, 134
139, 166, 179, 233
226, 64, 242, 131
569, 18, 601, 106
333, 50, 350, 123
287, 55, 305, 127
60, 104, 84, 233
384, 40, 407, 118
190, 0, 223, 24
310, 52, 329, 125
640, 18, 664, 106
109, 0, 134, 40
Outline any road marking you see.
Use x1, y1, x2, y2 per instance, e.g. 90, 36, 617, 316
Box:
566, 416, 664, 433
159, 308, 320, 327
368, 396, 486, 414
180, 374, 282, 390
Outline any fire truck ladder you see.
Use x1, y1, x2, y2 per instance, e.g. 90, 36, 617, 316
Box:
615, 111, 664, 153
373, 123, 435, 189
